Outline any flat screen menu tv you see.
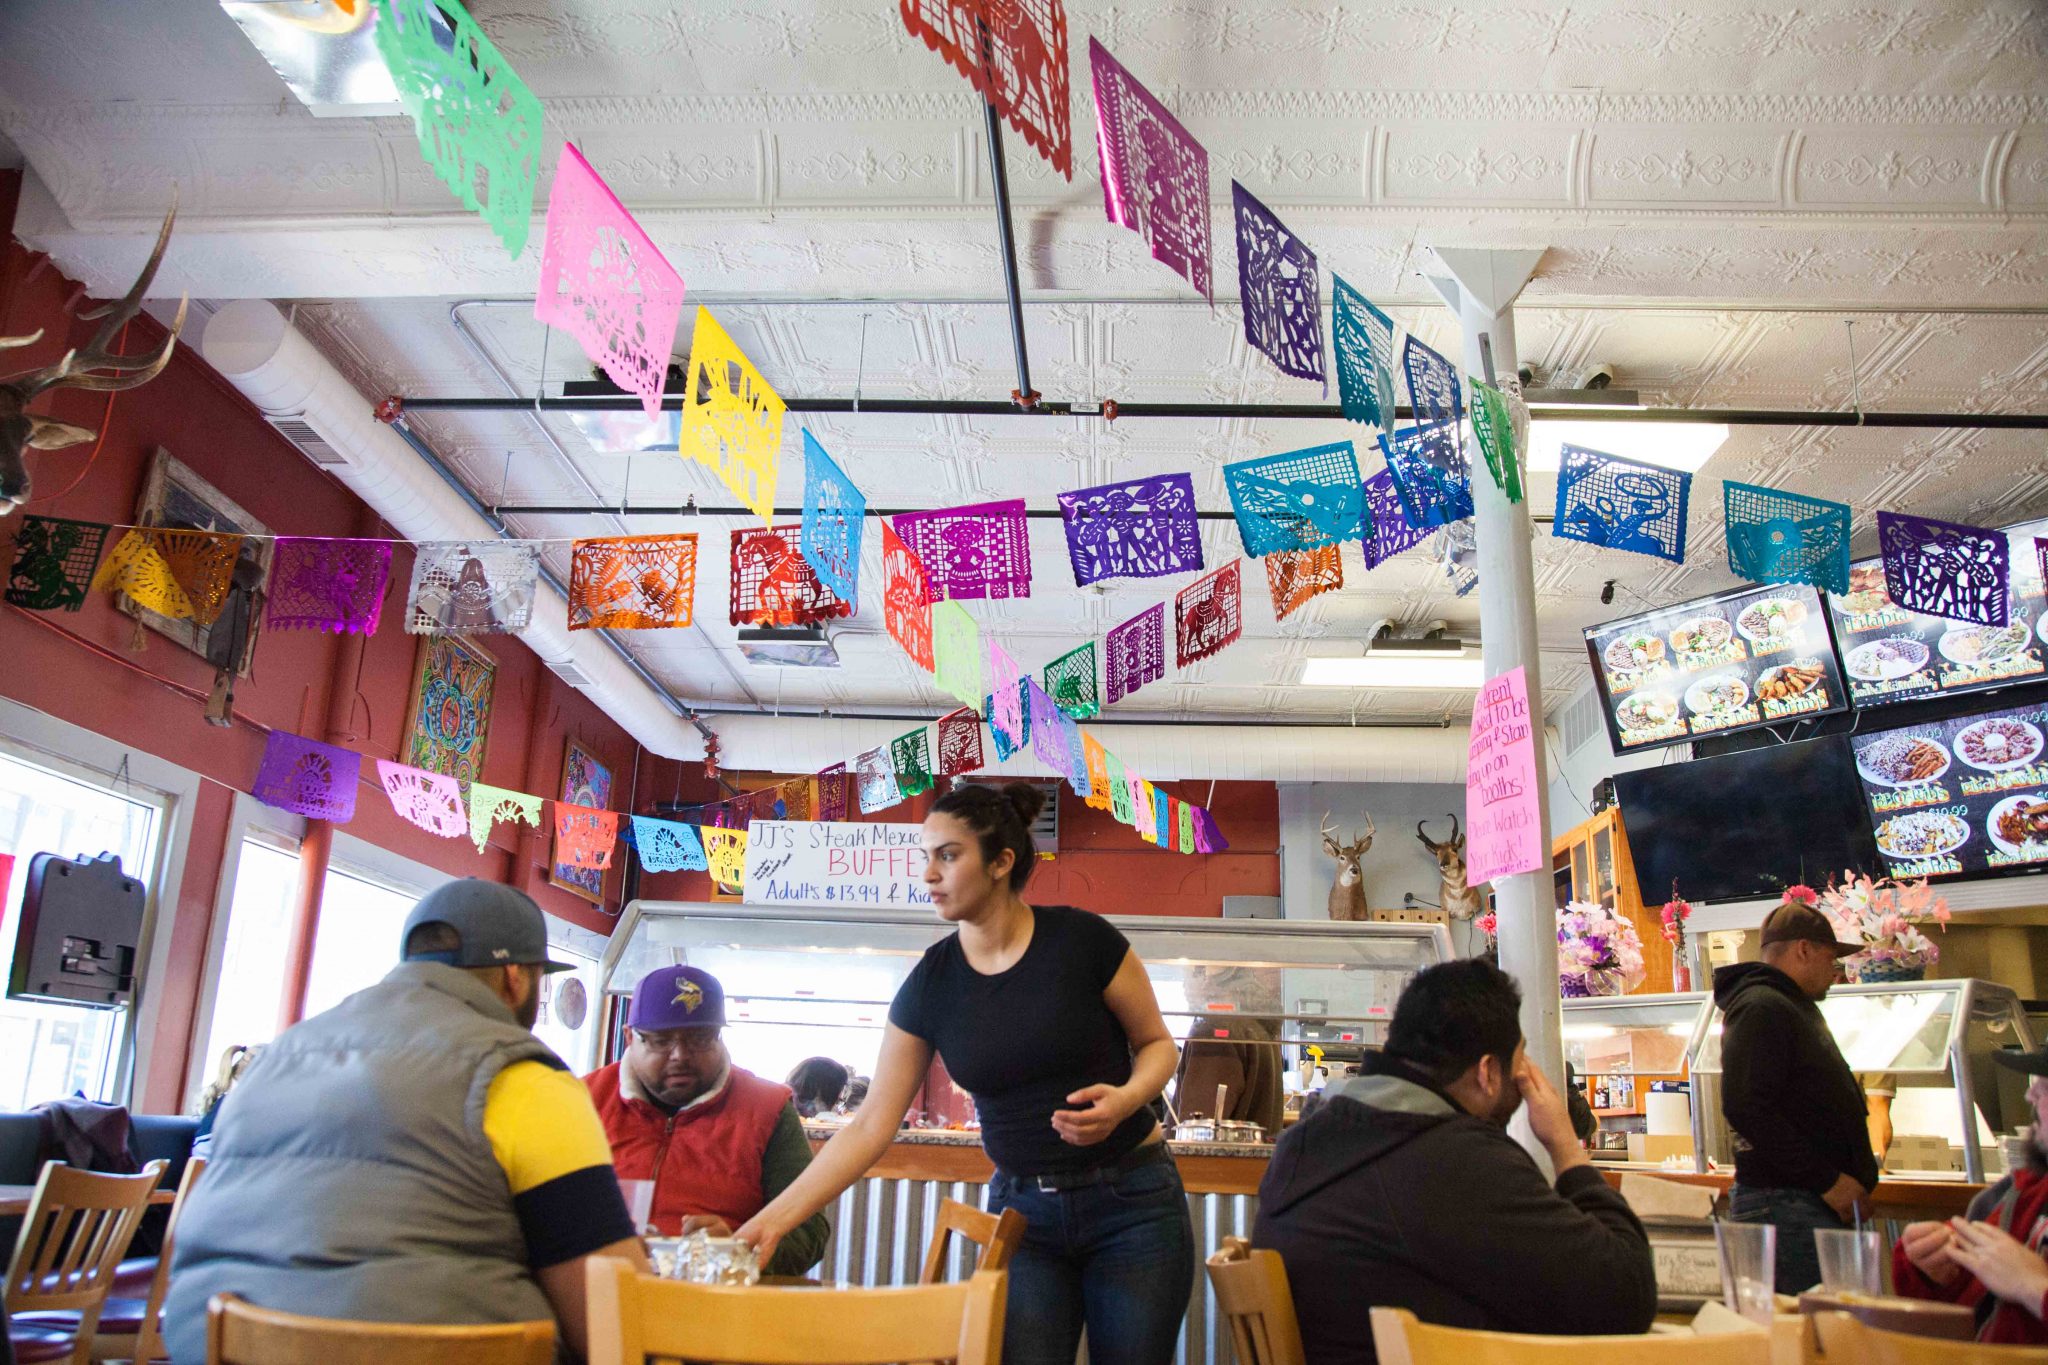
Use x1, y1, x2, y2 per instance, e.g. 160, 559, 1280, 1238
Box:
1615, 736, 1879, 903
1850, 696, 2048, 881
1823, 516, 2048, 708
1585, 581, 1848, 753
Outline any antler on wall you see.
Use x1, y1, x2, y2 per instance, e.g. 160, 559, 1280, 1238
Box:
0, 199, 186, 509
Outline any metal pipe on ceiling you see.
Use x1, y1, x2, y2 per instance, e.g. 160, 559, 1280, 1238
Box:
979, 65, 1038, 409
389, 392, 2048, 429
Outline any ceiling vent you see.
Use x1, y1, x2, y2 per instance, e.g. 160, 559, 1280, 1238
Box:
266, 415, 349, 467
546, 657, 597, 689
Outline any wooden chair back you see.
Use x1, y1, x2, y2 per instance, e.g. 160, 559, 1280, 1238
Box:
205, 1294, 555, 1365
584, 1255, 1006, 1365
1205, 1235, 1306, 1365
1812, 1311, 2048, 1362
1369, 1307, 1774, 1364
129, 1156, 207, 1363
919, 1198, 1026, 1284
2, 1159, 167, 1337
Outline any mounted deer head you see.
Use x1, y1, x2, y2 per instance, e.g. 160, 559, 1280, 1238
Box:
1417, 814, 1485, 920
1, 201, 186, 510
1321, 811, 1376, 922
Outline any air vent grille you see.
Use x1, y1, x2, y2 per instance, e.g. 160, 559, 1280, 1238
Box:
547, 657, 596, 688
267, 416, 348, 467
1557, 681, 1604, 758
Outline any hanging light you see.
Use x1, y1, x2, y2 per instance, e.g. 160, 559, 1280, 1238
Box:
1522, 385, 1730, 473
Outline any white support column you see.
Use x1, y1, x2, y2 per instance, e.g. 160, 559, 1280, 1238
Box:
1424, 248, 1565, 1084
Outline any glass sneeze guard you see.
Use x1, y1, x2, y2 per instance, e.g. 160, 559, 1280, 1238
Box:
601, 901, 1453, 1120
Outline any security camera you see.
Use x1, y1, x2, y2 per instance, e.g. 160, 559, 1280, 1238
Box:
1575, 363, 1617, 391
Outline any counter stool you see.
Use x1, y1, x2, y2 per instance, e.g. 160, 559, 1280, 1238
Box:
3, 1161, 167, 1365
205, 1296, 554, 1365
920, 1199, 1025, 1284
1205, 1235, 1305, 1365
1369, 1307, 1774, 1364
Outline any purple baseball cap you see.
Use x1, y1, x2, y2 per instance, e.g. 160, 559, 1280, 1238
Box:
628, 965, 726, 1031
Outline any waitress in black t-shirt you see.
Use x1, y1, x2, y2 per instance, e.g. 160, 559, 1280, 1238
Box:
740, 783, 1194, 1364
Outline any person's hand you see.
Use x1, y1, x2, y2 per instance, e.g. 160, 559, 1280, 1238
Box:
1051, 1083, 1136, 1147
680, 1215, 735, 1238
734, 1215, 782, 1268
1821, 1173, 1871, 1223
1948, 1218, 2048, 1314
1899, 1220, 1963, 1287
1513, 1054, 1590, 1172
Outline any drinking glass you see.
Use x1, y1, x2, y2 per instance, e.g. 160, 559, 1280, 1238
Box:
1814, 1227, 1884, 1296
1715, 1220, 1777, 1325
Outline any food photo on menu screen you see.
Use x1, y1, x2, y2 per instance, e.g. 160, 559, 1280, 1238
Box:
1584, 582, 1847, 752
1852, 698, 2048, 880
1824, 516, 2048, 707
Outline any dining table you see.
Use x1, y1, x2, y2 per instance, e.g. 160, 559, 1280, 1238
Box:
0, 1184, 176, 1217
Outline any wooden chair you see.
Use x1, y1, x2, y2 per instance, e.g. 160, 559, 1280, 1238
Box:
204, 1295, 555, 1365
1205, 1235, 1305, 1365
1369, 1307, 1775, 1364
1811, 1311, 2048, 1362
2, 1161, 167, 1365
584, 1255, 1006, 1365
10, 1157, 207, 1364
919, 1199, 1026, 1284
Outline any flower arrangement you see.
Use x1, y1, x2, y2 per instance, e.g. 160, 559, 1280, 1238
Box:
1660, 890, 1692, 947
1784, 883, 1819, 906
1476, 910, 1498, 939
1814, 871, 1950, 982
1557, 899, 1646, 997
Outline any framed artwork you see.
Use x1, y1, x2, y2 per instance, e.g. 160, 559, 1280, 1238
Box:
123, 448, 275, 675
403, 634, 496, 783
552, 738, 613, 905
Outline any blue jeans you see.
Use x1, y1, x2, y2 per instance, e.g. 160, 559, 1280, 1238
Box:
1729, 1183, 1845, 1294
986, 1151, 1195, 1365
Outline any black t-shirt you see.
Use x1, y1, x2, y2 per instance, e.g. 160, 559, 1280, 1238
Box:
888, 904, 1154, 1175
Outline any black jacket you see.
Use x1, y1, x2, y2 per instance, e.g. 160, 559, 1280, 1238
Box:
1714, 962, 1880, 1195
1252, 1060, 1657, 1365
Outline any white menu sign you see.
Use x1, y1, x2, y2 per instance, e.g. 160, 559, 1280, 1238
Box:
741, 821, 931, 907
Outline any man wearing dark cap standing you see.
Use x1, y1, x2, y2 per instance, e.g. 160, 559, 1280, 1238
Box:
1716, 899, 1880, 1294
164, 880, 647, 1364
1893, 1040, 2048, 1345
585, 966, 828, 1276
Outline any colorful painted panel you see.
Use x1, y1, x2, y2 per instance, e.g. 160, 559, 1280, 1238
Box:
1554, 445, 1691, 564
1724, 481, 1851, 597
1332, 276, 1397, 431
680, 308, 785, 525
1175, 560, 1244, 667
551, 739, 614, 905
799, 429, 864, 608
1224, 441, 1365, 555
405, 541, 539, 635
568, 533, 699, 630
1057, 472, 1202, 585
1089, 38, 1208, 298
1231, 180, 1323, 385
1106, 602, 1166, 704
402, 635, 495, 784
892, 499, 1032, 601
729, 524, 852, 627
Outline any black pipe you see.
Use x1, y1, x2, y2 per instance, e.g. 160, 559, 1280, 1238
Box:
980, 29, 1036, 408
390, 392, 2048, 429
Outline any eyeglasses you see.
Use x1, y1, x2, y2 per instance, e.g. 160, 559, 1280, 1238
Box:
633, 1029, 722, 1056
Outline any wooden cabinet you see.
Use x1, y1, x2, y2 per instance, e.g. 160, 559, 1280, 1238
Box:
1552, 807, 1674, 996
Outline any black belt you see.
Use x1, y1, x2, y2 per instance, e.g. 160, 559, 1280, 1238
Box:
1013, 1139, 1172, 1194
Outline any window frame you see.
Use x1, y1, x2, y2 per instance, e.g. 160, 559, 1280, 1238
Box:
0, 696, 197, 1110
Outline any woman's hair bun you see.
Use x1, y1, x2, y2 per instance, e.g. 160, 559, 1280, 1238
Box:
1000, 782, 1047, 826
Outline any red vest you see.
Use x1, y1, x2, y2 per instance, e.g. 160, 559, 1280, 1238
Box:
585, 1060, 793, 1235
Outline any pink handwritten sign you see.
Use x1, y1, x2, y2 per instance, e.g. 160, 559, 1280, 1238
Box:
1465, 666, 1544, 886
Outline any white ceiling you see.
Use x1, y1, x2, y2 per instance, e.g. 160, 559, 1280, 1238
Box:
3, 0, 2046, 726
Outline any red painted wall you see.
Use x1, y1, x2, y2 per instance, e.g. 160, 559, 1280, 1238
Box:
0, 191, 700, 1110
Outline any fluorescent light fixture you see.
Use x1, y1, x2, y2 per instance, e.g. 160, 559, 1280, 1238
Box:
220, 0, 401, 116
1527, 419, 1730, 474
566, 408, 682, 454
1300, 654, 1487, 689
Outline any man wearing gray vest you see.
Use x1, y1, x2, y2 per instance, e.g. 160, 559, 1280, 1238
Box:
164, 880, 648, 1363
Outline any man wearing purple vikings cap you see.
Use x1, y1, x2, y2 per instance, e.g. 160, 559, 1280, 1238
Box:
584, 965, 828, 1276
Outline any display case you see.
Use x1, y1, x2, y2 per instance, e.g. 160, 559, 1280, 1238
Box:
1561, 993, 1711, 1169
1687, 978, 2037, 1182
599, 900, 1454, 1121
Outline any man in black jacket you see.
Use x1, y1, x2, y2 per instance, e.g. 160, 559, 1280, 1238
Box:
1717, 899, 1879, 1295
1254, 960, 1656, 1364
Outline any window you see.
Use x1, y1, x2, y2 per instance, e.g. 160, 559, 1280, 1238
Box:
195, 837, 300, 1078
304, 866, 420, 1019
0, 751, 164, 1111
532, 945, 602, 1073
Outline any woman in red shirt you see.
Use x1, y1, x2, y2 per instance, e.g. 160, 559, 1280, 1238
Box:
1893, 1045, 2048, 1345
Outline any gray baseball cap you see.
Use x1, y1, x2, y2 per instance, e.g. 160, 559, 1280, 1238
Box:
400, 879, 573, 973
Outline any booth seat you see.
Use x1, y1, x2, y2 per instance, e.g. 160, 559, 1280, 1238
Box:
0, 1111, 199, 1265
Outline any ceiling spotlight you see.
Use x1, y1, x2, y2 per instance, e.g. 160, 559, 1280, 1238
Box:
1601, 580, 1617, 606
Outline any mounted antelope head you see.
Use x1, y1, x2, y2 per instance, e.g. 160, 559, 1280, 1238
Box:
1321, 811, 1376, 922
1, 201, 186, 510
1417, 814, 1484, 920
